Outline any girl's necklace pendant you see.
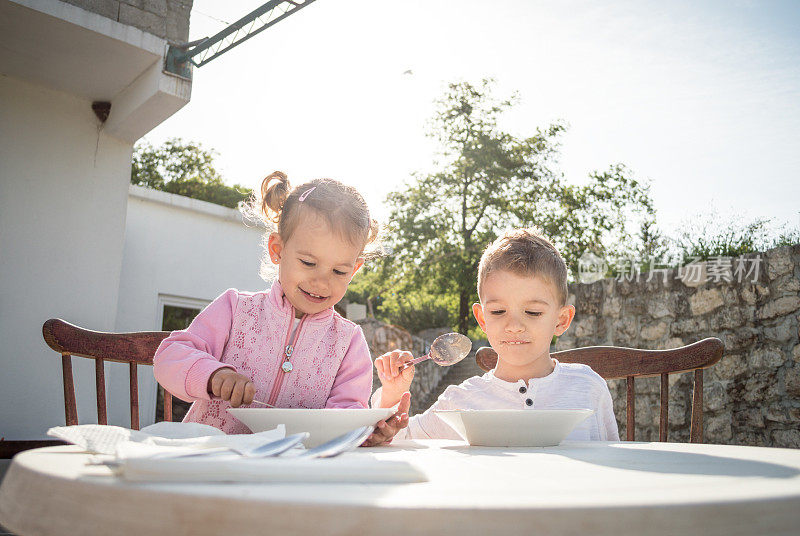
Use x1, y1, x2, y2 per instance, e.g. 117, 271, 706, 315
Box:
281, 361, 293, 373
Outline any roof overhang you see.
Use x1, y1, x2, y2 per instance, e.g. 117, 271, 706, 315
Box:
0, 0, 192, 142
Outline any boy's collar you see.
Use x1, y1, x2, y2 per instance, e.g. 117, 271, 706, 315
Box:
487, 358, 562, 389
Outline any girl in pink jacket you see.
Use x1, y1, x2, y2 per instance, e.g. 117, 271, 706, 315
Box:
154, 172, 381, 435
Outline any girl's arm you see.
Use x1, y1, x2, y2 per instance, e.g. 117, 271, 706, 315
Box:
325, 326, 373, 408
153, 289, 239, 402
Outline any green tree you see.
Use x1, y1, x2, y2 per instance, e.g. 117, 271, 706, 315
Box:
370, 80, 656, 334
348, 267, 456, 334
131, 138, 252, 208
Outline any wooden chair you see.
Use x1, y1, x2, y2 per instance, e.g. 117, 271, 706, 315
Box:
41, 318, 175, 428
475, 338, 724, 443
0, 319, 173, 458
0, 318, 180, 458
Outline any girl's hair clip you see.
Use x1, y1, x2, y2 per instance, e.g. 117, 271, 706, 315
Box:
298, 187, 316, 202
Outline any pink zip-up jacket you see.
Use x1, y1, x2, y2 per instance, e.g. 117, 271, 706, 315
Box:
153, 282, 373, 434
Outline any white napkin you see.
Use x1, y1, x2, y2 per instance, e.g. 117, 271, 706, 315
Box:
47, 422, 287, 457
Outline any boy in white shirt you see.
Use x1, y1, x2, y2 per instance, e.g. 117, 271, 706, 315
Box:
372, 228, 620, 442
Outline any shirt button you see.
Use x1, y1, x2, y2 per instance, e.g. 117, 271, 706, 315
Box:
519, 386, 527, 394
525, 398, 533, 406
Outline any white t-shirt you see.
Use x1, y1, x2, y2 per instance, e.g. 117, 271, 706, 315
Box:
373, 359, 620, 442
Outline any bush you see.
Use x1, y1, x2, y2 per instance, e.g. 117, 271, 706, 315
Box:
670, 215, 799, 261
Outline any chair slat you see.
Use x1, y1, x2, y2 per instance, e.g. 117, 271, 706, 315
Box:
626, 376, 635, 441
164, 391, 173, 422
555, 338, 724, 379
129, 362, 139, 430
43, 319, 169, 365
62, 354, 78, 426
475, 338, 724, 380
690, 369, 704, 443
95, 358, 107, 425
659, 373, 669, 442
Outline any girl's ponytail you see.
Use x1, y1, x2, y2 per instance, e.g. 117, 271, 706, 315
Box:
261, 171, 290, 224
366, 218, 380, 246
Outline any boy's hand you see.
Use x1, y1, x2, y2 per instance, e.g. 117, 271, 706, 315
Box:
208, 368, 255, 408
374, 349, 415, 408
361, 392, 411, 447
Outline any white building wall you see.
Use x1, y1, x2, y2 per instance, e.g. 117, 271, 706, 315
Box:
1, 0, 191, 440
0, 76, 133, 439
112, 186, 267, 427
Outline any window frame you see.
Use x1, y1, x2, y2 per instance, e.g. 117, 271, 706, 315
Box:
156, 294, 210, 331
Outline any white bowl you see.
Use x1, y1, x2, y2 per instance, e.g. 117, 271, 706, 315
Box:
227, 408, 394, 447
434, 409, 594, 447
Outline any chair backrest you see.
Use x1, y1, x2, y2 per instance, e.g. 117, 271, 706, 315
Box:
475, 338, 724, 443
42, 318, 173, 429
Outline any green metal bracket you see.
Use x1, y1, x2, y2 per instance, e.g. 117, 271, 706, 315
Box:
164, 0, 318, 80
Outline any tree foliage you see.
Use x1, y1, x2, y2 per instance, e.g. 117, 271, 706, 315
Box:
131, 138, 252, 208
355, 80, 656, 334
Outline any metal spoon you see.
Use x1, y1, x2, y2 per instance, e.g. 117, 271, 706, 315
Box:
210, 397, 275, 408
241, 432, 308, 457
294, 425, 375, 458
129, 432, 310, 461
398, 332, 472, 371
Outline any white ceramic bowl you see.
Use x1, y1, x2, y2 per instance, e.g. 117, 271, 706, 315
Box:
434, 409, 594, 447
227, 408, 394, 447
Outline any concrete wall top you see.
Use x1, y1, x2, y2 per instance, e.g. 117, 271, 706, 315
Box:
128, 184, 263, 226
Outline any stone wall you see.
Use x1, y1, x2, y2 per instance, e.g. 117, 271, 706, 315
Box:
357, 319, 450, 410
555, 245, 800, 447
62, 0, 192, 42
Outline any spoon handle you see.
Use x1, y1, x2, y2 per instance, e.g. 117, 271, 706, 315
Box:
210, 396, 275, 408
398, 354, 430, 371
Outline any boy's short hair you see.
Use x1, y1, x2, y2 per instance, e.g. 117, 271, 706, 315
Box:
477, 228, 568, 305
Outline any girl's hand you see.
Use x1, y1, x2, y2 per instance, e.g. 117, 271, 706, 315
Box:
362, 392, 411, 447
208, 368, 255, 408
374, 349, 414, 408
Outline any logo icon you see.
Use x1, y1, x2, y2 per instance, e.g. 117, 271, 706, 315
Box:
577, 252, 608, 284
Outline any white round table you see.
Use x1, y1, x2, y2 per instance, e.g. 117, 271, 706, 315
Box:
1, 440, 799, 535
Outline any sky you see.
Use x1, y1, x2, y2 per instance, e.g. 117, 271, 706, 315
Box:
144, 0, 800, 238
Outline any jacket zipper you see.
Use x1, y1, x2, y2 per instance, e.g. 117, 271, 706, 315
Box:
266, 308, 307, 406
